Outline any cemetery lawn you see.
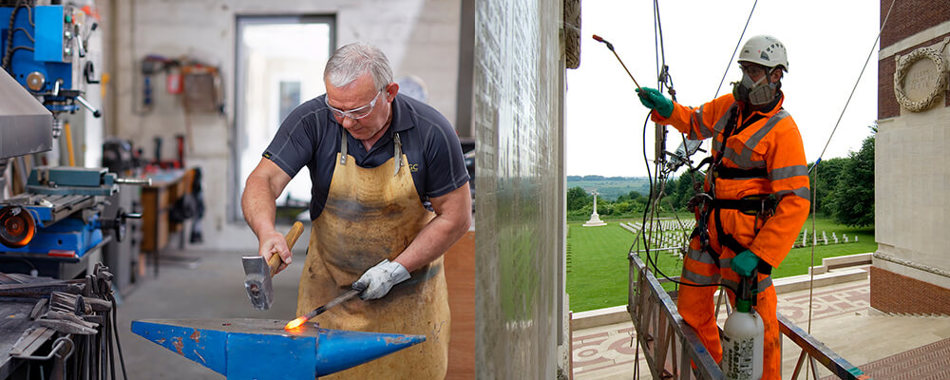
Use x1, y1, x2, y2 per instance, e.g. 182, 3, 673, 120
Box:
566, 215, 875, 312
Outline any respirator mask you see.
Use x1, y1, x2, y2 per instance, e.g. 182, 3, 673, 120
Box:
732, 68, 777, 106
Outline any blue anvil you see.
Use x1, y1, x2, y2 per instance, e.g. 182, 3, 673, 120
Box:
132, 319, 426, 379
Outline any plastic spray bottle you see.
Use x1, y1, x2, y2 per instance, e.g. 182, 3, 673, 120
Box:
721, 274, 764, 380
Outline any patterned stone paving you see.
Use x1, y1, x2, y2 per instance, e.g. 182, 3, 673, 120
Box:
572, 280, 874, 378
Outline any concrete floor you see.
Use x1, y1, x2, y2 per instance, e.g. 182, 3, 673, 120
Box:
115, 222, 307, 379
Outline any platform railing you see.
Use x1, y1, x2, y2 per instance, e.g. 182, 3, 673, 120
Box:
628, 252, 871, 379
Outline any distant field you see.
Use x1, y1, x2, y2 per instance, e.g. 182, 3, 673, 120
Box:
566, 176, 651, 200
566, 216, 876, 312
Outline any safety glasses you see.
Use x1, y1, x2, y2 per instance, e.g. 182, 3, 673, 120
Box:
325, 89, 384, 120
738, 63, 768, 79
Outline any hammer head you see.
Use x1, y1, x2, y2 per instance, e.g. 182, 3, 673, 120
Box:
242, 256, 273, 310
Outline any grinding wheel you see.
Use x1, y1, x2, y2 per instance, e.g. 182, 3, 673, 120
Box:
0, 206, 35, 248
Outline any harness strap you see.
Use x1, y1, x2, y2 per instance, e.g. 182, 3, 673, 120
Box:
713, 165, 768, 180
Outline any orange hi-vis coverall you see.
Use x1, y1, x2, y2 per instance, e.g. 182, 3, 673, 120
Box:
651, 91, 810, 379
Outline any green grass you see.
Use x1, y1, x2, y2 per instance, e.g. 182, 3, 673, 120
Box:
566, 219, 684, 312
566, 215, 876, 312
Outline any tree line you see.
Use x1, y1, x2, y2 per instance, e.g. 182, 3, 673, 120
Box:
568, 134, 875, 227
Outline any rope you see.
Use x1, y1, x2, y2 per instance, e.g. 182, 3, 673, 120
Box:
814, 0, 896, 162
804, 1, 897, 377
714, 0, 759, 98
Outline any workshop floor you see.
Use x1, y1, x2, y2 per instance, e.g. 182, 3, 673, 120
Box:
115, 222, 306, 379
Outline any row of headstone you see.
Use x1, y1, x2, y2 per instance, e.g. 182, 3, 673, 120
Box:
798, 229, 858, 247
621, 221, 691, 253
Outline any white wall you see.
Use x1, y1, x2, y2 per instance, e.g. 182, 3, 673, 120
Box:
111, 0, 461, 237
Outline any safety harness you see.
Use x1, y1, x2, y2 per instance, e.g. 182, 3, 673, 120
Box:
688, 103, 781, 275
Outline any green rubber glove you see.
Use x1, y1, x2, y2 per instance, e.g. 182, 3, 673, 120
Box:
731, 249, 760, 277
636, 87, 674, 118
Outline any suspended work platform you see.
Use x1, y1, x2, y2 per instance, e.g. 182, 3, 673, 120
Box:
627, 253, 871, 379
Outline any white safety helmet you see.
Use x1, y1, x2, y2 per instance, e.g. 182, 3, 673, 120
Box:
738, 35, 788, 72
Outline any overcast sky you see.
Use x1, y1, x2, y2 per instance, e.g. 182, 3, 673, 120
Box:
565, 0, 881, 177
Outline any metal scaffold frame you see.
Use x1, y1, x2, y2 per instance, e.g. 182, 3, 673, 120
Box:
628, 253, 870, 380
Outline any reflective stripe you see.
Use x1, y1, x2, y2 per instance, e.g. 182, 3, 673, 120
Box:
712, 103, 737, 135
744, 110, 788, 151
719, 257, 731, 269
721, 276, 773, 293
691, 107, 714, 139
718, 110, 788, 169
681, 270, 721, 285
687, 248, 718, 265
722, 146, 767, 169
770, 165, 808, 181
776, 186, 811, 201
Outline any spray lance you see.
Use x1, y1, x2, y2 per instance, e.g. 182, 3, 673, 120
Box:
721, 270, 765, 380
591, 34, 704, 172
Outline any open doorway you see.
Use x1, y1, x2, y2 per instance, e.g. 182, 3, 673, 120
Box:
234, 15, 335, 221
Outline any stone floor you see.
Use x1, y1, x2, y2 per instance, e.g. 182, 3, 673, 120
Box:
572, 276, 950, 379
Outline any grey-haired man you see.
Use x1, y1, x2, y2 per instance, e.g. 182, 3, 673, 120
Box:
242, 42, 470, 378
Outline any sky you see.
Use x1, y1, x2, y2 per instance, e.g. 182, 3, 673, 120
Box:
565, 0, 881, 177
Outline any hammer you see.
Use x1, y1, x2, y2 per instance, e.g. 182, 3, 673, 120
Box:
242, 222, 304, 310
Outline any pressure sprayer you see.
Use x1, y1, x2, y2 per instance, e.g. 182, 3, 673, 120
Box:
721, 272, 764, 380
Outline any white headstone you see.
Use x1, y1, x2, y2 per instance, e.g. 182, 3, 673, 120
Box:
832, 232, 838, 244
855, 235, 859, 242
822, 231, 828, 245
802, 230, 808, 246
843, 234, 849, 243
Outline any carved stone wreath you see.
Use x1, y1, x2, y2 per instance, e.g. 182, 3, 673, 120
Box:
893, 38, 949, 112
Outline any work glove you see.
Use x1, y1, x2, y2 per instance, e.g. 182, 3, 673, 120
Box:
352, 259, 411, 300
636, 87, 674, 118
730, 249, 760, 278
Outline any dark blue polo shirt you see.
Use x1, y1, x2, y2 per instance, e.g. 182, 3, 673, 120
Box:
263, 93, 469, 220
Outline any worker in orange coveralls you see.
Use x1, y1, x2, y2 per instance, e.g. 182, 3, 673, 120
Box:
636, 35, 810, 379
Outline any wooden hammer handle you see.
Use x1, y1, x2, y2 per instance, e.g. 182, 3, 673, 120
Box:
268, 221, 305, 277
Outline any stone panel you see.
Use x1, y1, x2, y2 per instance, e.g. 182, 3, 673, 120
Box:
879, 33, 950, 119
875, 107, 950, 271
473, 0, 564, 378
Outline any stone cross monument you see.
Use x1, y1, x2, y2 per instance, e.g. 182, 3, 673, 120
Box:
583, 189, 607, 227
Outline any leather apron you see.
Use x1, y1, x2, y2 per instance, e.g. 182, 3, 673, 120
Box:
297, 130, 450, 379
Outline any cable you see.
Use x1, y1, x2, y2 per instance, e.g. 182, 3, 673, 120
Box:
713, 0, 759, 98
814, 0, 895, 164
12, 27, 33, 42
805, 0, 898, 344
2, 0, 23, 71
110, 295, 129, 380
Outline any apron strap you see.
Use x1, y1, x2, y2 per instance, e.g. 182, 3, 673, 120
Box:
339, 128, 348, 165
339, 127, 403, 174
393, 132, 403, 177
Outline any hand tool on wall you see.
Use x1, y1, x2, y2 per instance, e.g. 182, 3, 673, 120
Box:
242, 221, 304, 310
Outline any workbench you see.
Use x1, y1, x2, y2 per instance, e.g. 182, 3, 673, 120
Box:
140, 168, 195, 276
0, 238, 109, 280
0, 300, 44, 379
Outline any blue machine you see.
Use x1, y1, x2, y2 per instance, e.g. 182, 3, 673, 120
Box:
0, 167, 146, 278
132, 319, 427, 379
1, 4, 100, 118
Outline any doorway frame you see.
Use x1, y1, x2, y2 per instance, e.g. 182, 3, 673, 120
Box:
231, 14, 337, 222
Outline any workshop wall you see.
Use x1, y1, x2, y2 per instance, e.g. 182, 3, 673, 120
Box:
110, 0, 461, 233
473, 0, 568, 378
